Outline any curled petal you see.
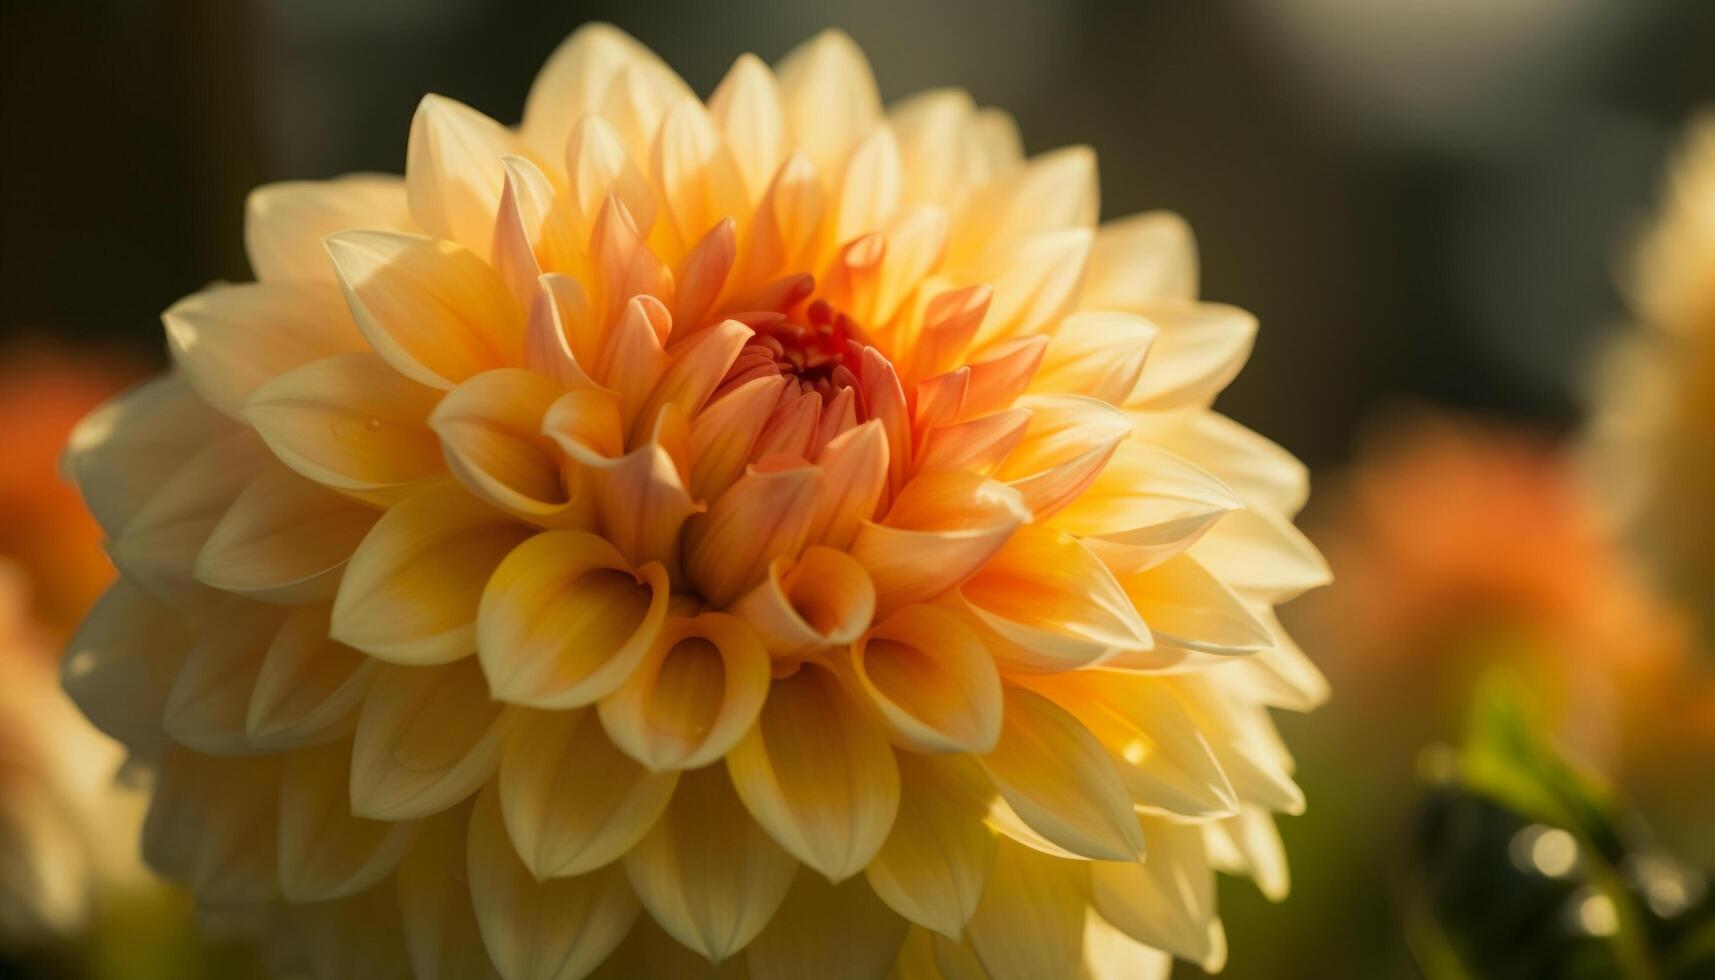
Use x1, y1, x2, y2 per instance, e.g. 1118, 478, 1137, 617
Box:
247, 603, 376, 751
164, 281, 365, 417
623, 765, 798, 963
245, 175, 411, 283
746, 874, 908, 980
849, 470, 1029, 614
430, 368, 580, 525
163, 598, 286, 754
196, 466, 380, 604
524, 273, 601, 391
245, 352, 445, 505
635, 317, 752, 442
477, 529, 669, 709
1090, 818, 1217, 964
1032, 310, 1156, 405
774, 29, 881, 180
727, 664, 900, 881
864, 751, 997, 939
672, 218, 737, 330
64, 375, 231, 536
1083, 211, 1198, 309
467, 784, 640, 980
709, 53, 787, 200
62, 582, 192, 752
590, 196, 674, 329
332, 481, 532, 665
964, 840, 1091, 980
1119, 553, 1274, 657
492, 156, 578, 312
598, 612, 770, 771
349, 658, 510, 821
597, 295, 672, 430
977, 686, 1145, 861
396, 808, 502, 980
994, 394, 1132, 521
499, 708, 677, 879
684, 458, 820, 607
406, 94, 520, 259
326, 230, 525, 389
278, 740, 417, 903
732, 547, 875, 658
851, 604, 1001, 755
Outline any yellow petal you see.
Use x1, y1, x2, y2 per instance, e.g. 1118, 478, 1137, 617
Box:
245, 175, 412, 282
849, 470, 1029, 614
397, 807, 503, 980
970, 229, 1090, 349
63, 375, 231, 536
890, 89, 978, 210
467, 783, 640, 980
476, 529, 669, 708
196, 465, 380, 604
165, 281, 366, 417
498, 708, 677, 878
332, 481, 531, 665
1150, 411, 1309, 517
978, 686, 1144, 861
1032, 310, 1156, 405
1082, 211, 1198, 311
163, 597, 286, 754
1119, 553, 1274, 656
964, 840, 1089, 980
1127, 303, 1255, 409
247, 603, 376, 750
431, 368, 581, 525
731, 547, 875, 658
1204, 805, 1289, 901
244, 352, 446, 505
960, 525, 1151, 672
1080, 909, 1172, 980
806, 420, 890, 549
735, 154, 825, 283
143, 748, 282, 905
406, 94, 521, 259
709, 53, 787, 200
685, 459, 820, 607
852, 604, 1001, 755
865, 752, 997, 939
566, 116, 660, 247
349, 658, 510, 820
1172, 678, 1305, 816
327, 230, 525, 389
589, 916, 755, 979
688, 374, 789, 502
522, 22, 689, 162
993, 394, 1131, 522
652, 99, 747, 260
62, 581, 192, 753
492, 155, 578, 312
278, 740, 417, 902
746, 874, 908, 980
623, 765, 798, 963
596, 295, 671, 430
949, 146, 1097, 270
774, 30, 880, 180
1188, 506, 1331, 601
727, 664, 900, 882
835, 124, 903, 245
1090, 818, 1216, 963
274, 882, 414, 980
1047, 440, 1239, 575
867, 206, 951, 328
601, 62, 685, 170
598, 612, 770, 770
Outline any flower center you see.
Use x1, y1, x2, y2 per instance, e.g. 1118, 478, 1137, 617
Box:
723, 298, 867, 402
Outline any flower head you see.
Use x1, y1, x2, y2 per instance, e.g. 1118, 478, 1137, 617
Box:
64, 25, 1328, 978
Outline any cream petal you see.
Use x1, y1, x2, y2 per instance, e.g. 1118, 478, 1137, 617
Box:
1151, 411, 1309, 518
1204, 805, 1290, 901
688, 374, 789, 502
1032, 310, 1156, 405
476, 529, 669, 708
349, 658, 510, 820
727, 664, 900, 881
327, 230, 525, 388
397, 807, 502, 980
567, 117, 660, 248
431, 368, 580, 525
775, 30, 881, 180
525, 273, 601, 391
806, 420, 890, 549
63, 375, 232, 536
244, 352, 446, 505
865, 752, 997, 939
993, 394, 1131, 522
331, 481, 532, 665
196, 465, 380, 604
1172, 678, 1305, 816
732, 547, 875, 659
522, 22, 688, 162
1188, 506, 1332, 601
1090, 818, 1216, 964
597, 612, 770, 770
247, 603, 376, 750
930, 932, 991, 980
835, 124, 903, 245
499, 708, 677, 879
165, 281, 366, 417
746, 874, 908, 980
849, 470, 1029, 614
1082, 211, 1198, 310
1047, 440, 1239, 574
163, 598, 287, 754
970, 229, 1090, 349
709, 53, 787, 201
1231, 614, 1330, 712
278, 740, 417, 902
977, 686, 1144, 861
1024, 671, 1236, 820
867, 206, 951, 329
108, 429, 270, 605
653, 99, 747, 260
1080, 909, 1173, 980
62, 581, 192, 753
406, 94, 521, 260
246, 175, 412, 282
623, 765, 798, 963
143, 748, 282, 905
468, 784, 640, 980
964, 840, 1089, 980
949, 146, 1097, 270
684, 459, 820, 607
1127, 303, 1255, 409
960, 525, 1151, 672
852, 605, 1001, 755
600, 63, 684, 171
890, 89, 978, 210
1119, 553, 1274, 656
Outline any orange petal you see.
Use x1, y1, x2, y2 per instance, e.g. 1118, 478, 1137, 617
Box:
731, 546, 876, 658
491, 155, 577, 312
523, 273, 601, 391
849, 470, 1029, 614
684, 458, 820, 606
635, 317, 752, 444
688, 374, 790, 502
806, 420, 890, 549
672, 218, 737, 330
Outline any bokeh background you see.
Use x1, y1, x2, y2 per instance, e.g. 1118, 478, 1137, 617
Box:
2, 1, 1712, 977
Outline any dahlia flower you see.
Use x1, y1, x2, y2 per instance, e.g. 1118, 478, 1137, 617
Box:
63, 24, 1329, 978
1589, 112, 1715, 649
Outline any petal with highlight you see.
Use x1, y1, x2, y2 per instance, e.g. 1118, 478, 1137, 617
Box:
246, 175, 412, 283
406, 94, 521, 259
849, 470, 1029, 614
1090, 818, 1217, 964
731, 547, 875, 658
964, 840, 1089, 980
774, 30, 880, 179
430, 368, 578, 525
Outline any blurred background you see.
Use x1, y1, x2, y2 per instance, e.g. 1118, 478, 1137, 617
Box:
2, 0, 1711, 977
